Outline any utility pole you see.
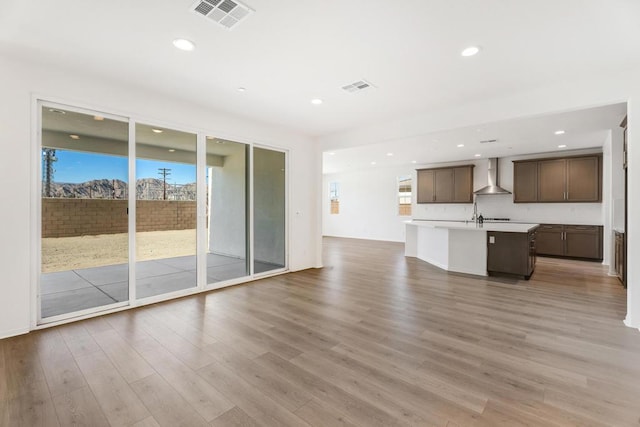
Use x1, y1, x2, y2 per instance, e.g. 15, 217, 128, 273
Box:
158, 168, 172, 200
42, 148, 57, 197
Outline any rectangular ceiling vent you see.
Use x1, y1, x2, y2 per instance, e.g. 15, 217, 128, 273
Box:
341, 80, 375, 93
190, 0, 253, 30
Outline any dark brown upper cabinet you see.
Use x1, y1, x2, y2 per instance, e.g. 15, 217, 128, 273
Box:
513, 161, 538, 203
416, 169, 435, 203
513, 154, 602, 203
453, 166, 473, 202
538, 159, 566, 201
417, 165, 474, 203
566, 156, 600, 201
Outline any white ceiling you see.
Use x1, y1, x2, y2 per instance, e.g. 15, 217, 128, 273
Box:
323, 103, 626, 174
1, 0, 639, 139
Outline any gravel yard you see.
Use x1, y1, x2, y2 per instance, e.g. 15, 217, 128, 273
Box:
42, 229, 197, 272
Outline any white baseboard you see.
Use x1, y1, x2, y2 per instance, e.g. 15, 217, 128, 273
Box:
623, 317, 640, 331
0, 327, 30, 340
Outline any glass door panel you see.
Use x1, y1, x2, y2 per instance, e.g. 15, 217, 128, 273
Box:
205, 137, 249, 285
253, 147, 286, 274
40, 106, 129, 319
135, 124, 197, 299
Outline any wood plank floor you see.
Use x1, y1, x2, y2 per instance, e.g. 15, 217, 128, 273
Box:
2, 236, 640, 426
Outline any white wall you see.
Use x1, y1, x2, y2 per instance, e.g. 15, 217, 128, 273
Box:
323, 166, 412, 242
610, 127, 626, 230
625, 90, 640, 330
209, 145, 247, 259
320, 66, 640, 330
0, 54, 321, 339
324, 149, 607, 242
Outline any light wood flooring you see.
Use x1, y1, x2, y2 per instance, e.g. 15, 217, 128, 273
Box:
2, 236, 639, 426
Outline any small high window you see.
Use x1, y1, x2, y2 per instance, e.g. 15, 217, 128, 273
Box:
398, 176, 412, 216
329, 182, 340, 214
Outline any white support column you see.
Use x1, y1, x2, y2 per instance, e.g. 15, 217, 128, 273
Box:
625, 92, 640, 330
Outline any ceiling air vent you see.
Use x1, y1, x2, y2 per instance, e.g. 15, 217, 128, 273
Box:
190, 0, 253, 30
342, 80, 375, 93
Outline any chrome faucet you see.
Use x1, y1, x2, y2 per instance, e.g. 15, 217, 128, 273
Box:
471, 199, 478, 222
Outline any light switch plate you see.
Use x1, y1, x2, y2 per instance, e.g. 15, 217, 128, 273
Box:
489, 236, 495, 244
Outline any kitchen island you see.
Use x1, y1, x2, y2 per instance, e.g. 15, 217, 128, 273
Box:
405, 220, 539, 277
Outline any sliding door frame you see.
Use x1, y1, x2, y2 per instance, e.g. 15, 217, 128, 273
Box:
252, 144, 289, 278
31, 97, 290, 330
33, 99, 132, 327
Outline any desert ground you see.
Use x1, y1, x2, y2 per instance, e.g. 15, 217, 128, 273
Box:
42, 229, 197, 272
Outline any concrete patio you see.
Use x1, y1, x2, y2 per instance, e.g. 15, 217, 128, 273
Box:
40, 253, 268, 318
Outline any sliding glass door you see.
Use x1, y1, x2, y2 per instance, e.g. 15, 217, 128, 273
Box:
205, 137, 250, 286
135, 124, 197, 299
253, 147, 286, 274
40, 105, 129, 319
38, 101, 288, 323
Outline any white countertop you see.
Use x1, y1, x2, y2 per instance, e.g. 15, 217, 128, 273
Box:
407, 220, 539, 233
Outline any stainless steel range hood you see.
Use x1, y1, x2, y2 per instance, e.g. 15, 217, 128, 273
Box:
474, 158, 511, 195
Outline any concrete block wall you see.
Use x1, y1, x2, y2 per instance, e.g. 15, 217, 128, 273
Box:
42, 199, 196, 237
136, 200, 197, 232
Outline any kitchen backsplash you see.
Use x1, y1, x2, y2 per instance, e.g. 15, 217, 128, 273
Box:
412, 195, 604, 225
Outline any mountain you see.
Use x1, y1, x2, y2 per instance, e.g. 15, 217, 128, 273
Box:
46, 178, 197, 201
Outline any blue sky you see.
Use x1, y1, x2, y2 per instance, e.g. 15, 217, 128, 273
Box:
49, 150, 197, 184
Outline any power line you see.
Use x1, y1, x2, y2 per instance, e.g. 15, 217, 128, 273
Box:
158, 168, 172, 200
42, 148, 57, 197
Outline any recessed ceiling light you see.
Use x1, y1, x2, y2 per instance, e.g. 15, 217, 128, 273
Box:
173, 38, 195, 51
558, 144, 567, 148
69, 134, 80, 140
152, 129, 163, 134
387, 152, 393, 156
328, 152, 335, 156
311, 98, 323, 105
371, 161, 377, 165
554, 130, 565, 135
168, 149, 176, 152
461, 46, 480, 57
474, 153, 481, 157
237, 87, 246, 92
411, 160, 417, 164
93, 115, 104, 121
457, 144, 464, 148
48, 108, 66, 114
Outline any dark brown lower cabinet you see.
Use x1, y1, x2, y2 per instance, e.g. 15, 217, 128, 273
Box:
536, 224, 564, 256
536, 224, 603, 260
487, 228, 537, 280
